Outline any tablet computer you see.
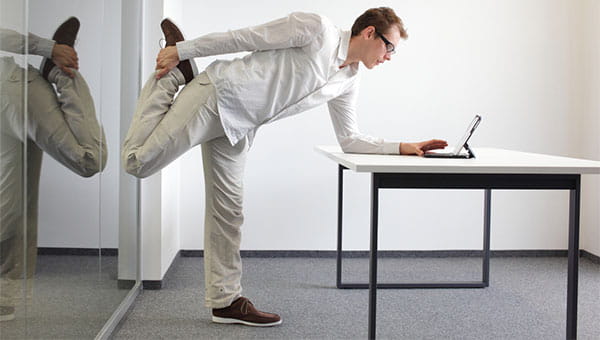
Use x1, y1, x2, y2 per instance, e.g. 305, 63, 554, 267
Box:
424, 115, 481, 159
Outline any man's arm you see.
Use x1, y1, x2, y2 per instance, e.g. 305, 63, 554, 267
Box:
327, 81, 400, 154
155, 12, 326, 78
0, 29, 78, 77
328, 81, 447, 155
178, 12, 324, 59
0, 29, 54, 57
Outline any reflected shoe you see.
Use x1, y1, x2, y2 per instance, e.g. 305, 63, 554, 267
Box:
0, 306, 15, 322
41, 16, 80, 80
212, 297, 282, 327
160, 18, 196, 84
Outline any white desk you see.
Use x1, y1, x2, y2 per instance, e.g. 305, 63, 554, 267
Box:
316, 146, 600, 340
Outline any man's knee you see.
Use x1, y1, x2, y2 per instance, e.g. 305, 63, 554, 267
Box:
121, 148, 153, 178
82, 146, 108, 177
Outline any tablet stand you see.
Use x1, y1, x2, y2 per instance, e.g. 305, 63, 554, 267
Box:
464, 143, 476, 159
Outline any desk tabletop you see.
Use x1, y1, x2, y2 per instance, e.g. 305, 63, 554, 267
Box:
315, 146, 600, 174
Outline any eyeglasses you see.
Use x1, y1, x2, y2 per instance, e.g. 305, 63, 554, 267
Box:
376, 31, 395, 55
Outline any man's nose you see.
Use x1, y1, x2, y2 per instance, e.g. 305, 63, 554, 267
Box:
384, 53, 392, 61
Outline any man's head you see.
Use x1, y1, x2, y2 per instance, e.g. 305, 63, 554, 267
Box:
349, 7, 408, 69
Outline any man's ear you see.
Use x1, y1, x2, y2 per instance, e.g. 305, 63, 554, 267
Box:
361, 25, 376, 39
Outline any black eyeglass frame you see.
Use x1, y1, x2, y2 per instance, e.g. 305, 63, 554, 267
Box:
376, 31, 395, 55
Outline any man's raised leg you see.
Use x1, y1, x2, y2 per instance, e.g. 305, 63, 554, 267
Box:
122, 70, 222, 178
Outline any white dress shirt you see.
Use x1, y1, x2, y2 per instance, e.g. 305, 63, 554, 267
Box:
0, 29, 54, 58
176, 12, 399, 154
1, 30, 54, 83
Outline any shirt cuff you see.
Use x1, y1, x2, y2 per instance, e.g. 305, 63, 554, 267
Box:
176, 40, 195, 61
383, 142, 400, 155
36, 38, 55, 58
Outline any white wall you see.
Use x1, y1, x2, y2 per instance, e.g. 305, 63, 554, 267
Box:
138, 0, 180, 280
118, 0, 140, 280
159, 0, 184, 278
99, 0, 123, 252
31, 0, 598, 258
579, 0, 600, 255
173, 0, 599, 253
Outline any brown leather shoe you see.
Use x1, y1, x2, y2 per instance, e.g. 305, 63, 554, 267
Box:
160, 18, 195, 84
41, 17, 80, 80
212, 297, 282, 327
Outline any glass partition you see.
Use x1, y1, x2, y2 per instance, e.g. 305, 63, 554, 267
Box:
1, 0, 29, 337
0, 0, 139, 338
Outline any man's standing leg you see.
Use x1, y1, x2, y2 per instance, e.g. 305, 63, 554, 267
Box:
202, 136, 282, 327
202, 136, 247, 308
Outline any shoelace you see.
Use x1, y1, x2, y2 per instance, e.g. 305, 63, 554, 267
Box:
240, 299, 255, 315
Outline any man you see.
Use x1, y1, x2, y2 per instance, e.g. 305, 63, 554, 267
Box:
122, 7, 447, 327
0, 17, 106, 322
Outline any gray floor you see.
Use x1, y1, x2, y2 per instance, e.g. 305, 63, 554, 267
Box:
0, 255, 130, 339
114, 256, 599, 340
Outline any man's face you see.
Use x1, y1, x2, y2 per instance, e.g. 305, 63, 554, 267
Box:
362, 26, 401, 69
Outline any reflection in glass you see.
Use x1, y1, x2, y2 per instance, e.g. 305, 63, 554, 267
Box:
0, 3, 26, 335
0, 17, 106, 334
2, 0, 140, 336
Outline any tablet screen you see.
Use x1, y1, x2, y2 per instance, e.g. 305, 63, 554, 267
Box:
452, 115, 482, 154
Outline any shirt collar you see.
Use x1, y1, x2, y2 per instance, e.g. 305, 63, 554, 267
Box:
337, 30, 351, 62
337, 30, 359, 73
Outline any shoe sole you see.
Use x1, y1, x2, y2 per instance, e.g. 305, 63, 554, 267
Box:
212, 316, 282, 327
41, 17, 79, 80
160, 19, 184, 46
160, 18, 196, 83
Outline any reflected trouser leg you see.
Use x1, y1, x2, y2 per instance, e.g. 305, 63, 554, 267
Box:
27, 66, 106, 177
0, 237, 20, 307
0, 74, 41, 307
0, 63, 24, 307
122, 70, 223, 178
24, 140, 42, 282
202, 136, 248, 309
0, 141, 39, 306
0, 141, 42, 306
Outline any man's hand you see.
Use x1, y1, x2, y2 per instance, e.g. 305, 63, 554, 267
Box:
51, 44, 78, 78
400, 139, 448, 156
155, 46, 180, 79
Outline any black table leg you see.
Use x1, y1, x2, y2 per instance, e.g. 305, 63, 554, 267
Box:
483, 189, 491, 286
368, 174, 379, 339
566, 176, 580, 340
337, 164, 344, 289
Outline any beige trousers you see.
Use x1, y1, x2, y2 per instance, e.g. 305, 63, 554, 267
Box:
122, 69, 247, 308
